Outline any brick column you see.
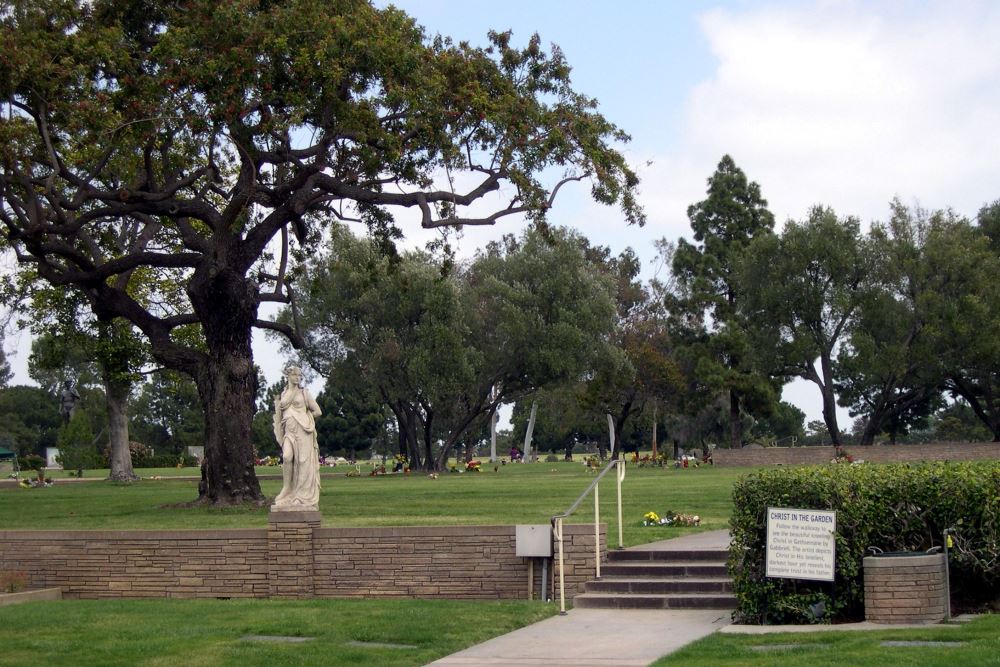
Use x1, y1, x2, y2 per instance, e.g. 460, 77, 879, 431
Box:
268, 509, 321, 599
864, 553, 947, 623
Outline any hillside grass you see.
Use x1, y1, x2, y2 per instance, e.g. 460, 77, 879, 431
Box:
0, 461, 740, 547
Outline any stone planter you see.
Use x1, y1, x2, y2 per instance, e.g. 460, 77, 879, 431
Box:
864, 553, 946, 624
0, 587, 62, 607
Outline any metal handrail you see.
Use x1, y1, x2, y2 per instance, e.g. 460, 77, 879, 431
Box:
550, 456, 626, 615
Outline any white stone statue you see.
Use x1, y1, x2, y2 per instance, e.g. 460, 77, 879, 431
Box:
272, 365, 322, 510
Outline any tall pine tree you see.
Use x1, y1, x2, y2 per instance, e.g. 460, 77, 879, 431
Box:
670, 155, 776, 449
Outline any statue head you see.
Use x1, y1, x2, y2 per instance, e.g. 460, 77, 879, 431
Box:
283, 365, 303, 387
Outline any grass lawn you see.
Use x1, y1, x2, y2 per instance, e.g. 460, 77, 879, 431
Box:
0, 462, 740, 547
652, 614, 1000, 666
0, 597, 557, 666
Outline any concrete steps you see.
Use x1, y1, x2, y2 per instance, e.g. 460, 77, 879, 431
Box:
574, 547, 736, 610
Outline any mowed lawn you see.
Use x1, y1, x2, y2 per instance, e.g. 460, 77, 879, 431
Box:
0, 461, 740, 547
653, 615, 1000, 667
0, 597, 557, 667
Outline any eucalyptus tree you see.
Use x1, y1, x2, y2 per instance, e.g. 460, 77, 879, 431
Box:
670, 155, 777, 448
739, 207, 870, 445
0, 1, 641, 502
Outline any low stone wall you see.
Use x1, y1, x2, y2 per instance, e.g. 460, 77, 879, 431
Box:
713, 442, 1000, 467
0, 514, 602, 602
864, 553, 947, 624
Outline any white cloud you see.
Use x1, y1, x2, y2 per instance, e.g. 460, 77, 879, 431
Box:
650, 1, 1000, 229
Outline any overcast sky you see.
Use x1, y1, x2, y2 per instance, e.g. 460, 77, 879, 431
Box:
5, 0, 1000, 427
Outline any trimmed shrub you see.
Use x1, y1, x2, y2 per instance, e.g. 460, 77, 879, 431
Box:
133, 454, 199, 468
729, 461, 1000, 624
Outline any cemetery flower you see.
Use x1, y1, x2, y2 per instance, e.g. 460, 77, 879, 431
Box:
643, 511, 701, 527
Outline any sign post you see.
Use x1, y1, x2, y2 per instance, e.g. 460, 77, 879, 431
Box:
766, 507, 837, 582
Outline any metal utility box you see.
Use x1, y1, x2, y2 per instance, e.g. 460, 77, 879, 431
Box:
515, 524, 552, 557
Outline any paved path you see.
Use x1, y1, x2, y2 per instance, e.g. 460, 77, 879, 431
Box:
626, 529, 730, 552
426, 608, 731, 667
427, 530, 733, 667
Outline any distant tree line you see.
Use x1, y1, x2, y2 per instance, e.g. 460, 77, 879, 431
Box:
2, 155, 998, 471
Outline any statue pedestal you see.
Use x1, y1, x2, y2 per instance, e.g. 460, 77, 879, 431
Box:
267, 508, 321, 599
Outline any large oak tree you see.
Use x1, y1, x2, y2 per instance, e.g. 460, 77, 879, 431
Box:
0, 0, 641, 502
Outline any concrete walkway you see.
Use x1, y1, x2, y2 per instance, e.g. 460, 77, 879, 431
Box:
427, 608, 731, 667
427, 530, 733, 667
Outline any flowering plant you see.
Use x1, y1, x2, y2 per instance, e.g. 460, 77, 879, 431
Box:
831, 447, 854, 464
642, 510, 701, 527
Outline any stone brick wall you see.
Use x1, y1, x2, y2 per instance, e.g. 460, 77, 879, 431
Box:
0, 517, 603, 602
713, 442, 1000, 467
864, 553, 947, 623
313, 524, 602, 600
0, 529, 270, 599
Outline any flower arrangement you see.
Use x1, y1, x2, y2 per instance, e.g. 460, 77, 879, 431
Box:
831, 447, 854, 464
465, 460, 482, 472
642, 510, 701, 527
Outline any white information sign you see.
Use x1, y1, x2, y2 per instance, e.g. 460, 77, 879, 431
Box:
766, 507, 837, 582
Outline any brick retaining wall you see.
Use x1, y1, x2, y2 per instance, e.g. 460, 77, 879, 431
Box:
713, 442, 1000, 467
0, 515, 602, 602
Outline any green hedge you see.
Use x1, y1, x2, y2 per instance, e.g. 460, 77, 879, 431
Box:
133, 454, 199, 469
729, 461, 1000, 624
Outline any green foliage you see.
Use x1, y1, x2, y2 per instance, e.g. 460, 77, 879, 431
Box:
729, 462, 1000, 624
132, 453, 199, 469
835, 203, 989, 444
16, 453, 45, 472
670, 155, 778, 448
56, 411, 99, 476
290, 224, 617, 469
0, 385, 60, 455
739, 206, 869, 444
129, 371, 205, 455
1, 0, 642, 502
0, 340, 11, 388
315, 373, 387, 458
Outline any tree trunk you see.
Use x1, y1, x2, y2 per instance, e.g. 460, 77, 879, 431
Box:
948, 376, 1000, 441
421, 411, 435, 472
651, 402, 658, 459
195, 348, 264, 504
104, 373, 138, 483
817, 353, 842, 446
729, 389, 742, 449
96, 318, 138, 483
523, 400, 538, 462
188, 265, 264, 505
